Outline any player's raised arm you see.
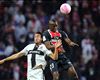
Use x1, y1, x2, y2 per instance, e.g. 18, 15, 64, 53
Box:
65, 38, 79, 47
62, 31, 79, 47
0, 51, 25, 64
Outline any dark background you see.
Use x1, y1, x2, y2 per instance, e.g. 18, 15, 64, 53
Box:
0, 0, 100, 80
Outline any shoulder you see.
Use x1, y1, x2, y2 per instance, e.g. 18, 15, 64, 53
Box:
43, 30, 49, 35
40, 44, 52, 53
43, 30, 51, 41
26, 43, 35, 47
40, 43, 46, 48
58, 30, 67, 34
39, 43, 48, 50
20, 43, 35, 54
58, 29, 64, 33
25, 43, 35, 49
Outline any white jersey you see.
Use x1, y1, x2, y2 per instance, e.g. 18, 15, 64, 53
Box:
20, 43, 52, 80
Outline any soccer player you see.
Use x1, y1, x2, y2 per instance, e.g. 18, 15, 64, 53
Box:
0, 32, 62, 80
43, 20, 79, 80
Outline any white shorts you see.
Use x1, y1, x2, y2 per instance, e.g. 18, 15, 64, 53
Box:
27, 68, 44, 80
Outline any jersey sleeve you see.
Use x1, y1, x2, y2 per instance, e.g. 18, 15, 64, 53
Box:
43, 45, 52, 56
43, 31, 50, 42
20, 45, 30, 56
61, 31, 69, 39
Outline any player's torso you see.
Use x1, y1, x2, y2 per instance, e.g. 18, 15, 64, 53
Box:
27, 44, 46, 71
48, 30, 62, 45
46, 30, 65, 53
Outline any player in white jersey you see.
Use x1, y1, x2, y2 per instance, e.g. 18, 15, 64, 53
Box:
0, 32, 62, 80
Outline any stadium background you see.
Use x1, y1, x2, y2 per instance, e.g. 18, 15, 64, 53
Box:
0, 0, 100, 80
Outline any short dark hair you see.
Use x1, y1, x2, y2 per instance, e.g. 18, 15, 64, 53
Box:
48, 19, 57, 26
35, 32, 43, 38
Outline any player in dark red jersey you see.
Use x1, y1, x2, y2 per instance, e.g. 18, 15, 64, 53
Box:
43, 19, 79, 80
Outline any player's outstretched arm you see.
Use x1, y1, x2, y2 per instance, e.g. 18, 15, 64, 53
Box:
50, 40, 62, 60
0, 52, 24, 64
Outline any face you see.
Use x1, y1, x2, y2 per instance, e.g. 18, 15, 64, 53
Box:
34, 33, 42, 44
49, 21, 58, 32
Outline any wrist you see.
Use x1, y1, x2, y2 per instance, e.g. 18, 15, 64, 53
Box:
3, 59, 6, 62
55, 47, 58, 50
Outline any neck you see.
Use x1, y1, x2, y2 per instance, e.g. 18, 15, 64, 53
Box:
35, 42, 41, 46
49, 29, 56, 32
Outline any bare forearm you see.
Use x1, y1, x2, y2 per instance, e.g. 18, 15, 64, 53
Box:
52, 47, 58, 60
4, 52, 24, 62
50, 48, 58, 60
65, 38, 78, 46
65, 38, 72, 46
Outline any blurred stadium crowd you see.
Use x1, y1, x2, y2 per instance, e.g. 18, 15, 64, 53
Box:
0, 0, 100, 80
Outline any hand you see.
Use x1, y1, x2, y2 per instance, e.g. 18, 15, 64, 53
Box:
70, 42, 79, 47
55, 40, 62, 48
0, 59, 5, 64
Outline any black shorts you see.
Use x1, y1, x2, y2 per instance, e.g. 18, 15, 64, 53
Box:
49, 53, 72, 72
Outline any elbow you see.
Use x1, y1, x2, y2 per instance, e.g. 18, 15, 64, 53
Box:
68, 43, 72, 46
67, 41, 73, 46
54, 58, 58, 60
51, 57, 58, 60
50, 54, 58, 60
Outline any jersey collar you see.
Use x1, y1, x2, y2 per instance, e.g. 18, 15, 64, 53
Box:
48, 29, 59, 32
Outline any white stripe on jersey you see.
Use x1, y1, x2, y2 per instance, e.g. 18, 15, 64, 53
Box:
20, 43, 52, 78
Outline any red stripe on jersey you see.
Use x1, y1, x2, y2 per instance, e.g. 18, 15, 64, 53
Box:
49, 31, 61, 38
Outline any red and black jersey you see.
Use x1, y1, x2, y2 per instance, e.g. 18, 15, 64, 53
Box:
43, 29, 68, 46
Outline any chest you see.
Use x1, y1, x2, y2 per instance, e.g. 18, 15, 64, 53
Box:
50, 31, 61, 38
49, 31, 62, 39
28, 45, 45, 56
49, 31, 62, 45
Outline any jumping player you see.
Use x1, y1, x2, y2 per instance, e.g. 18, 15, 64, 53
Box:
43, 20, 79, 80
0, 32, 62, 80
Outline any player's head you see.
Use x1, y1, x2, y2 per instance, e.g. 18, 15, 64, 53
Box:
48, 19, 58, 32
34, 32, 43, 44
